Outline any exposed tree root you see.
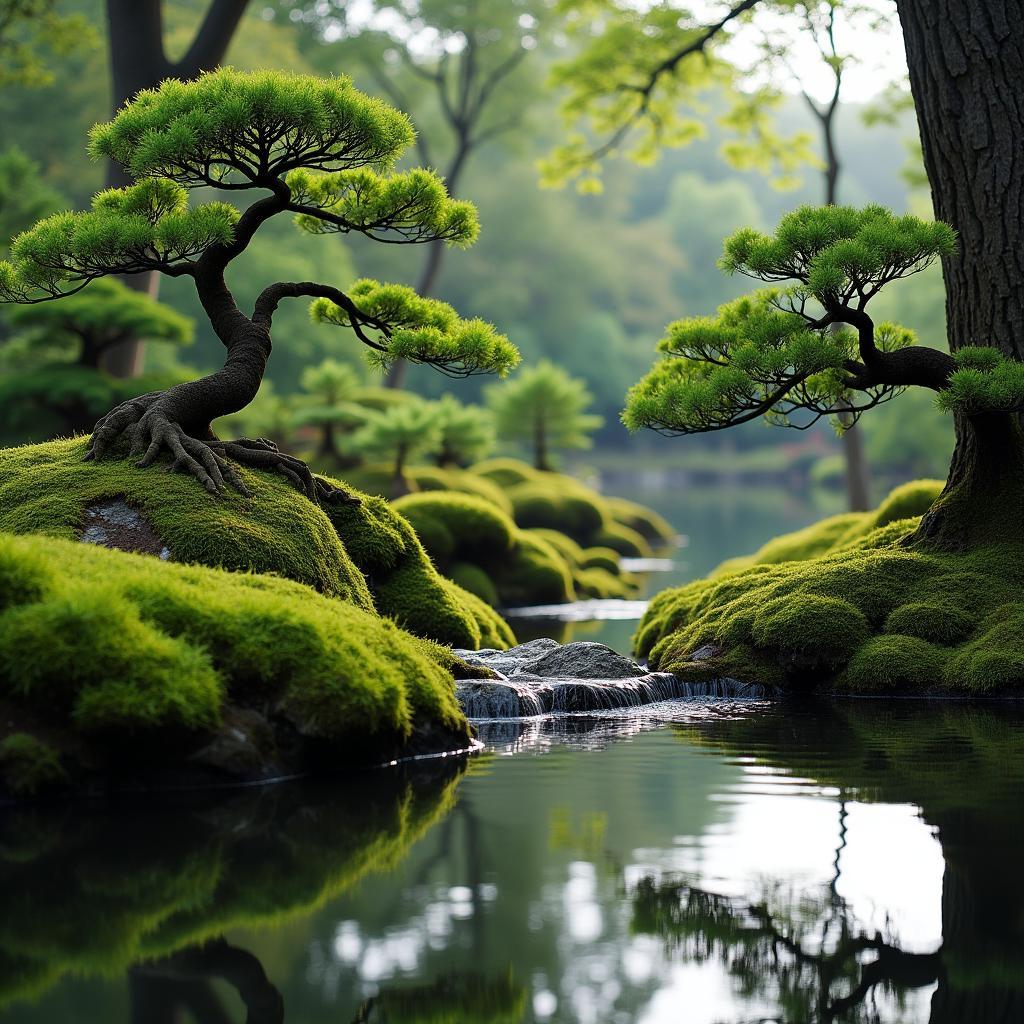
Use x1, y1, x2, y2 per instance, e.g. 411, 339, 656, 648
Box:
85, 397, 360, 506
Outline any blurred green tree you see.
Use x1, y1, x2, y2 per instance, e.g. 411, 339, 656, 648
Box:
292, 358, 369, 464
487, 360, 603, 471
432, 395, 495, 468
352, 399, 444, 496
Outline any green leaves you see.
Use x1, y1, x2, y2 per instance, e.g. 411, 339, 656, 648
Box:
720, 205, 956, 306
310, 279, 519, 377
624, 284, 879, 435
936, 350, 1024, 414
0, 180, 238, 301
289, 167, 479, 246
89, 67, 415, 187
485, 361, 603, 460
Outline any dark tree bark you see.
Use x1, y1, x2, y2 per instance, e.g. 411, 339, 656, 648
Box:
898, 0, 1024, 360
898, 0, 1024, 547
100, 0, 252, 378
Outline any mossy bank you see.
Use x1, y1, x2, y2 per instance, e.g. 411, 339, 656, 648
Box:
0, 438, 520, 798
637, 480, 1024, 697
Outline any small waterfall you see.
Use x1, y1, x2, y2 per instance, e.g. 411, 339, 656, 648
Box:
457, 673, 776, 720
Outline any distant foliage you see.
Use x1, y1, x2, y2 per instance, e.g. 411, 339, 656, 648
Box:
431, 396, 495, 468
486, 360, 603, 471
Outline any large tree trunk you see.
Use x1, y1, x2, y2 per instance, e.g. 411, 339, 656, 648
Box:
898, 0, 1024, 546
100, 0, 251, 379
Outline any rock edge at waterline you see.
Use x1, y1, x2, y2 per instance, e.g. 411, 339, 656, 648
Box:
453, 639, 775, 718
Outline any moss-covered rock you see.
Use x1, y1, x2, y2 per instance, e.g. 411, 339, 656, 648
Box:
0, 530, 475, 797
0, 436, 373, 606
392, 491, 575, 609
636, 480, 1024, 696
322, 484, 514, 650
602, 495, 677, 544
0, 438, 515, 652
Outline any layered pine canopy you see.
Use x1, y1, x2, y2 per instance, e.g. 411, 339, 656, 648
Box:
0, 68, 516, 378
623, 204, 1022, 434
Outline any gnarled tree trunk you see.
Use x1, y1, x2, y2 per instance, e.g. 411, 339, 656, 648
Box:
898, 0, 1024, 547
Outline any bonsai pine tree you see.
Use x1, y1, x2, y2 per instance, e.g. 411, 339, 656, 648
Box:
625, 204, 1024, 548
431, 396, 495, 469
486, 360, 603, 471
352, 399, 443, 497
6, 277, 192, 369
291, 357, 368, 464
0, 68, 518, 502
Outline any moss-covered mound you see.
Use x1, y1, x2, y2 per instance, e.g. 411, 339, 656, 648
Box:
341, 462, 514, 515
0, 438, 514, 651
0, 766, 462, 1008
472, 457, 668, 556
636, 480, 1024, 696
0, 529, 477, 798
392, 491, 578, 607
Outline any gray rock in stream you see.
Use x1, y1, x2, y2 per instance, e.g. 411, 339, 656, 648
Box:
453, 639, 775, 719
455, 639, 642, 680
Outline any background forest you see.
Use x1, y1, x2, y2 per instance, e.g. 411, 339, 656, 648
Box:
0, 0, 951, 493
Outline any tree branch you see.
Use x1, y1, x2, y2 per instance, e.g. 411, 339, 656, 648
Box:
177, 0, 252, 78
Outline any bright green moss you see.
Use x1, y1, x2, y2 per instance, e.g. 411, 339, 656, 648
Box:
581, 546, 624, 574
872, 479, 944, 528
0, 530, 471, 790
752, 595, 870, 668
637, 480, 1024, 696
408, 466, 513, 515
322, 486, 513, 651
592, 520, 651, 558
470, 457, 539, 488
574, 566, 632, 600
884, 602, 974, 645
449, 561, 500, 607
509, 480, 607, 539
528, 528, 586, 568
0, 437, 372, 608
0, 734, 66, 796
603, 495, 677, 543
844, 635, 947, 692
393, 492, 516, 558
0, 442, 513, 653
492, 531, 575, 606
392, 490, 576, 609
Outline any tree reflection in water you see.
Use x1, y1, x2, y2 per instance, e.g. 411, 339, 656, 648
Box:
635, 701, 1024, 1024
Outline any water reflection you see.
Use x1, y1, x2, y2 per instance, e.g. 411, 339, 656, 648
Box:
2, 701, 1023, 1023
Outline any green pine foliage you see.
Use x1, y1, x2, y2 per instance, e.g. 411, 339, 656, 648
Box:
0, 147, 63, 258
486, 360, 603, 470
291, 358, 369, 459
432, 396, 495, 468
7, 277, 193, 366
351, 398, 444, 491
0, 67, 518, 381
310, 279, 518, 377
624, 204, 965, 437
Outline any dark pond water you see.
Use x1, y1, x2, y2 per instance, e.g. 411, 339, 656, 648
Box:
3, 699, 1022, 1023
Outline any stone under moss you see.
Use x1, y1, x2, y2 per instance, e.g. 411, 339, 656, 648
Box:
636, 480, 1024, 696
0, 529, 475, 798
393, 491, 579, 608
0, 438, 515, 652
